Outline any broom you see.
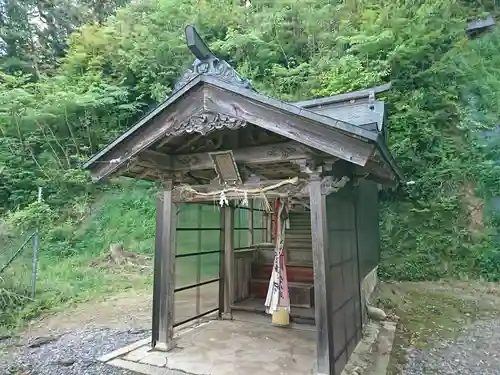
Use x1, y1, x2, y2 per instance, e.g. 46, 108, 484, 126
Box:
272, 306, 290, 326
271, 199, 290, 327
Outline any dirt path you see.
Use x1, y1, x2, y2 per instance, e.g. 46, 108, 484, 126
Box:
18, 290, 153, 341
18, 283, 220, 342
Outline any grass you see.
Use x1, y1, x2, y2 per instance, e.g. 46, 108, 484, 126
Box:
0, 180, 267, 334
375, 281, 500, 375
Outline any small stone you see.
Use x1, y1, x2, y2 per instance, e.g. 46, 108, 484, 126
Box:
127, 328, 148, 335
56, 358, 75, 367
367, 306, 387, 321
27, 336, 59, 348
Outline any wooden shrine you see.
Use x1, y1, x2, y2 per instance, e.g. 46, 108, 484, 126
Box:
84, 26, 401, 375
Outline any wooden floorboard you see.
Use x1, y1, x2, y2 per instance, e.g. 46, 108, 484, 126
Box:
232, 297, 315, 322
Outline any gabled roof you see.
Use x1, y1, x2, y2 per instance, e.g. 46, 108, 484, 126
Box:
83, 74, 401, 185
83, 26, 401, 185
293, 83, 390, 134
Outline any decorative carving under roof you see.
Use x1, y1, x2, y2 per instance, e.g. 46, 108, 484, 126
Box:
172, 25, 254, 94
165, 111, 247, 137
321, 176, 350, 195
173, 57, 254, 93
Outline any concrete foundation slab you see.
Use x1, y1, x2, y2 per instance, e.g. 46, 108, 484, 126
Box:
100, 318, 396, 375
101, 319, 316, 375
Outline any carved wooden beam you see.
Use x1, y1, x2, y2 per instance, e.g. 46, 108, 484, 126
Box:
171, 141, 311, 171
136, 150, 172, 170
320, 176, 350, 195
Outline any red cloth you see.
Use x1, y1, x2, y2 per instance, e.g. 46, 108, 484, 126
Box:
265, 198, 290, 314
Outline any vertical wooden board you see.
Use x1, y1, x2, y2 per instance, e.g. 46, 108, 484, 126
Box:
266, 212, 273, 242
165, 189, 177, 348
243, 259, 251, 299
342, 261, 354, 298
332, 308, 346, 359
237, 258, 244, 301
347, 337, 357, 360
343, 232, 356, 262
326, 189, 355, 231
233, 258, 239, 302
218, 208, 226, 317
309, 177, 333, 375
151, 195, 164, 346
326, 182, 365, 374
328, 231, 342, 267
356, 180, 380, 278
248, 200, 254, 247
334, 352, 347, 375
223, 206, 234, 316
330, 265, 344, 311
152, 183, 177, 350
345, 299, 356, 343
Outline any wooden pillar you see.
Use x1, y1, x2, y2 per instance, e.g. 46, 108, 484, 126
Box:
222, 205, 234, 319
248, 200, 254, 247
218, 207, 226, 317
151, 181, 177, 351
309, 174, 333, 375
265, 205, 273, 243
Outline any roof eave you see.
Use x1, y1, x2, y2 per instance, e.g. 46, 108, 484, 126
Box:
82, 75, 204, 170
293, 83, 392, 108
374, 134, 402, 185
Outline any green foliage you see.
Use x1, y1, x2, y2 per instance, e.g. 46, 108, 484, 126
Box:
1, 0, 500, 329
0, 0, 131, 76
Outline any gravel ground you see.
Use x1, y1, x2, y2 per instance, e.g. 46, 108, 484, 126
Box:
403, 319, 500, 375
0, 328, 150, 375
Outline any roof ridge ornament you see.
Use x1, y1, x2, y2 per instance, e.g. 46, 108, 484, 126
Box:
172, 25, 254, 93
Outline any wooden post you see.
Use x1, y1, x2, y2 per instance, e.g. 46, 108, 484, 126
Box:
248, 200, 254, 247
222, 205, 234, 319
309, 174, 333, 375
218, 207, 226, 317
31, 186, 42, 299
266, 207, 273, 243
196, 204, 202, 319
151, 181, 177, 351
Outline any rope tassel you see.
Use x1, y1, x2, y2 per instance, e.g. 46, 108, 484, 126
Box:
219, 191, 229, 207
241, 191, 249, 207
